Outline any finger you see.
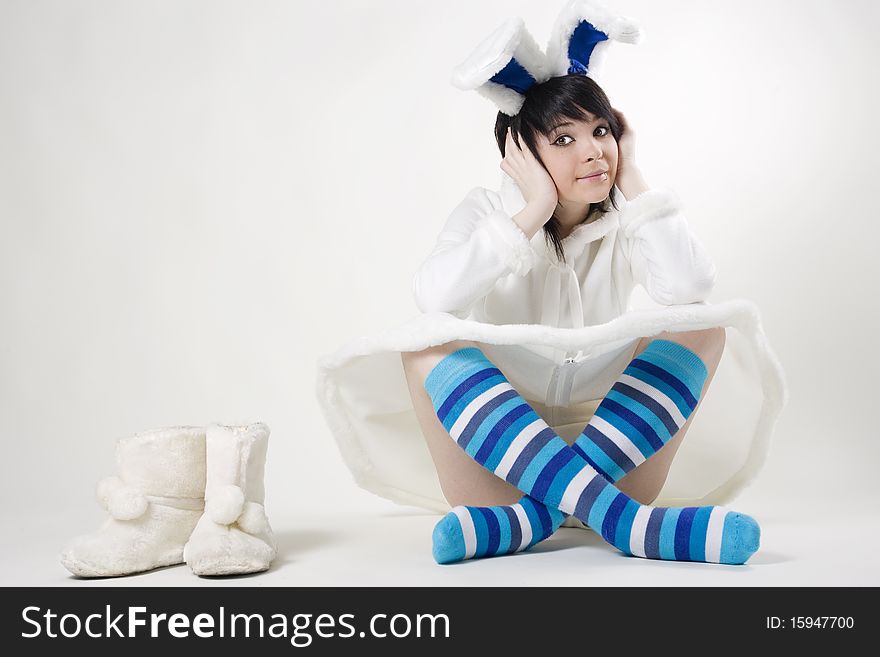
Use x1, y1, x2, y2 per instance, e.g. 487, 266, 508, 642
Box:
507, 128, 519, 149
508, 127, 524, 151
505, 131, 525, 162
505, 128, 518, 153
518, 140, 537, 160
518, 141, 544, 168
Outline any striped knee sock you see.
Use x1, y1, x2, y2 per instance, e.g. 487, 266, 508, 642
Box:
432, 496, 564, 564
426, 347, 759, 565
432, 339, 709, 563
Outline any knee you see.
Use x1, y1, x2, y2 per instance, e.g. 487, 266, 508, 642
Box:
658, 327, 725, 369
695, 326, 726, 368
702, 326, 726, 347
618, 474, 666, 506
400, 340, 480, 370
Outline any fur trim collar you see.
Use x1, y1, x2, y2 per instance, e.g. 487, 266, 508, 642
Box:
498, 172, 620, 260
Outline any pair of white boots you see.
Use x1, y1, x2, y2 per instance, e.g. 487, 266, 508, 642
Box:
60, 423, 276, 578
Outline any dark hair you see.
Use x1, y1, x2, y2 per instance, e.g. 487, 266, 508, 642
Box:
494, 74, 622, 262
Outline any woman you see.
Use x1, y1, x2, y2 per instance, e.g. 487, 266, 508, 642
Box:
316, 1, 786, 567
401, 72, 742, 565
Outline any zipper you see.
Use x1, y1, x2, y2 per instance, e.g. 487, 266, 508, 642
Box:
559, 357, 578, 407
548, 356, 579, 408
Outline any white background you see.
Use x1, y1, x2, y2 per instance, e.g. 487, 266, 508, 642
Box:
1, 0, 878, 585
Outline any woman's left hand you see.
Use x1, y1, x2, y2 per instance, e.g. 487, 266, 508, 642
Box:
612, 108, 637, 178
611, 108, 650, 199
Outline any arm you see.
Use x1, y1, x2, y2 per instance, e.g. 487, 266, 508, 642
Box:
414, 127, 557, 316
612, 110, 716, 305
412, 188, 540, 316
617, 181, 717, 305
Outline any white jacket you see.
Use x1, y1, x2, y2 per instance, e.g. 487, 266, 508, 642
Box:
318, 173, 787, 511
413, 173, 717, 360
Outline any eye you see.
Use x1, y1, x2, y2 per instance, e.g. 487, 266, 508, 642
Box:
595, 126, 610, 137
553, 134, 574, 146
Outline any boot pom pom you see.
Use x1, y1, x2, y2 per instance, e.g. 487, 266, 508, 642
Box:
97, 476, 149, 520
206, 485, 245, 525
108, 487, 149, 520
96, 476, 124, 507
237, 502, 269, 535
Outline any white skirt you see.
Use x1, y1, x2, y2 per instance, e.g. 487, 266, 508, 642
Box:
316, 299, 788, 514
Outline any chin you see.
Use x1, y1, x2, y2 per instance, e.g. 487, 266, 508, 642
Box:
572, 190, 611, 205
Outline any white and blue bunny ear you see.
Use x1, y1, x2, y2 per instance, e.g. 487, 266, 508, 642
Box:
545, 0, 643, 80
451, 17, 550, 117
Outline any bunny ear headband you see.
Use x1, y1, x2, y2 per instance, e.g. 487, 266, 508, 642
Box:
451, 0, 643, 116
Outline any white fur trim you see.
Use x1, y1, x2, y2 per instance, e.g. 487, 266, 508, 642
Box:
618, 189, 681, 238
452, 17, 550, 116
582, 40, 611, 84
204, 422, 270, 505
316, 299, 789, 513
237, 502, 270, 535
545, 0, 644, 78
474, 80, 526, 117
116, 426, 206, 499
206, 484, 245, 525
483, 210, 536, 276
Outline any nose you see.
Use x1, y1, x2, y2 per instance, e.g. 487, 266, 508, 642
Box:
581, 137, 602, 162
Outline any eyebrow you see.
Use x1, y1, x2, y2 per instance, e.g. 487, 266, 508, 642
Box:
548, 117, 601, 133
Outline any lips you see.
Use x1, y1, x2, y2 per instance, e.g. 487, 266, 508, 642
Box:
578, 170, 607, 180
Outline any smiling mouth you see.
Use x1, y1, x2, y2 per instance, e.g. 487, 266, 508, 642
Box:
578, 171, 608, 181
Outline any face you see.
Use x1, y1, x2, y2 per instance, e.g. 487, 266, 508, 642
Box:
534, 112, 618, 206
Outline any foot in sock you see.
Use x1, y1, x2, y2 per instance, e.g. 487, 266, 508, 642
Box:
426, 345, 759, 565
433, 339, 709, 563
433, 496, 565, 563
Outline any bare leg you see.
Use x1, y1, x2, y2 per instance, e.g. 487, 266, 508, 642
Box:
413, 331, 760, 565
614, 327, 726, 504
401, 328, 725, 508
401, 340, 525, 508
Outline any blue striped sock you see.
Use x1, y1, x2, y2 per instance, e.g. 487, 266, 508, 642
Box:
572, 339, 708, 480
431, 339, 710, 564
433, 496, 564, 564
426, 347, 759, 565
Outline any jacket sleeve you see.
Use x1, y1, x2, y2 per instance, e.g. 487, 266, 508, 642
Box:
412, 187, 536, 316
617, 189, 717, 305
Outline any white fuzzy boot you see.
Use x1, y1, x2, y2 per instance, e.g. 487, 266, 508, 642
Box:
60, 426, 207, 577
183, 422, 277, 576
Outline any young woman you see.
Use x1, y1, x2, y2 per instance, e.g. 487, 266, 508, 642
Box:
316, 1, 786, 568
401, 73, 744, 564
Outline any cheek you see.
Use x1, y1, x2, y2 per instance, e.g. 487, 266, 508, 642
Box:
539, 155, 566, 188
611, 141, 620, 162
550, 154, 578, 183
607, 142, 619, 179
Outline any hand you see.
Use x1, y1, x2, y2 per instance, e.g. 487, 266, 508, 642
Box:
612, 108, 637, 179
500, 128, 558, 217
611, 108, 649, 200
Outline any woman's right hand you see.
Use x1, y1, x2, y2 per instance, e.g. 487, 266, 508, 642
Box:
501, 128, 558, 237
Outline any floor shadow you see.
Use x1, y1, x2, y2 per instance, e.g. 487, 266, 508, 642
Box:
195, 568, 276, 581
527, 528, 786, 567
271, 528, 339, 567
375, 508, 440, 519
529, 527, 605, 554
742, 551, 793, 565
63, 562, 187, 580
